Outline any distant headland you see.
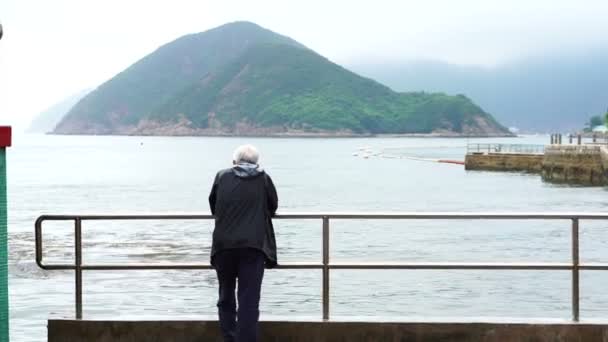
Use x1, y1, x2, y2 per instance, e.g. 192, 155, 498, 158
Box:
53, 22, 512, 138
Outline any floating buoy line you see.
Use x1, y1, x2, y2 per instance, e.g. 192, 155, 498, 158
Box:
353, 146, 465, 165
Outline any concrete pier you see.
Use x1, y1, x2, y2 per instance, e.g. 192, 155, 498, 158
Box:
465, 153, 543, 173
47, 319, 608, 342
541, 145, 608, 185
465, 143, 608, 186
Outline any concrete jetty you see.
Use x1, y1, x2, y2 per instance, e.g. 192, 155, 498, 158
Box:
465, 142, 608, 186
542, 145, 608, 185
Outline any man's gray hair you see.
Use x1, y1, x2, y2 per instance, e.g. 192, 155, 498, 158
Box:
233, 144, 260, 164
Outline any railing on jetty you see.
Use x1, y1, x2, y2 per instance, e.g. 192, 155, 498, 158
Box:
467, 144, 545, 155
545, 145, 603, 155
35, 213, 608, 322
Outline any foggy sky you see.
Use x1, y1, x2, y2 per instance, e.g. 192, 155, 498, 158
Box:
1, 0, 607, 130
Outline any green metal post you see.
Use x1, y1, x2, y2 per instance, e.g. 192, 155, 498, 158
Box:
0, 126, 11, 342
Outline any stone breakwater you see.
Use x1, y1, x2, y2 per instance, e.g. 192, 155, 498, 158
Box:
465, 153, 544, 173
541, 145, 608, 186
465, 145, 608, 186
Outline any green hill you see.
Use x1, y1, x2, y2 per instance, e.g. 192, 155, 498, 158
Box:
350, 52, 608, 132
54, 22, 510, 136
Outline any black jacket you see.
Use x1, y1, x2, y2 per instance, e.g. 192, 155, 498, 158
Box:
209, 163, 279, 268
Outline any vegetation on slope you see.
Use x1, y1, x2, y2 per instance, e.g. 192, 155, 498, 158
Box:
55, 22, 509, 136
151, 44, 505, 134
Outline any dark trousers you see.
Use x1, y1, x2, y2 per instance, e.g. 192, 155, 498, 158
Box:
214, 248, 265, 342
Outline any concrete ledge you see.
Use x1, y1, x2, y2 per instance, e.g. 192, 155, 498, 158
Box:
465, 146, 608, 186
542, 146, 606, 185
48, 319, 608, 342
465, 153, 544, 173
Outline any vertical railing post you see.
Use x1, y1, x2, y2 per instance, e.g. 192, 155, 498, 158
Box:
322, 216, 330, 320
571, 218, 580, 322
0, 126, 10, 342
75, 218, 83, 319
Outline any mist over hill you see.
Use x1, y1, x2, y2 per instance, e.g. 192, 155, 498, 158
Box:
350, 51, 608, 132
27, 89, 90, 133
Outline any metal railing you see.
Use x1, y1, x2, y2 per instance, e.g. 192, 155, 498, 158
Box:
545, 145, 603, 155
35, 213, 608, 322
467, 144, 545, 155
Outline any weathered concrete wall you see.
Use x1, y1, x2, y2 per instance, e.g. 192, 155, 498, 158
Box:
465, 153, 544, 172
601, 146, 608, 181
465, 145, 608, 186
542, 146, 607, 186
48, 319, 608, 342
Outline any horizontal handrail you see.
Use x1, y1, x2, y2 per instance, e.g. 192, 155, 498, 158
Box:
545, 145, 603, 154
34, 212, 608, 220
34, 212, 608, 322
466, 143, 545, 155
35, 262, 608, 271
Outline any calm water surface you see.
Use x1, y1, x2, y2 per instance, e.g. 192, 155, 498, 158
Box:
7, 134, 608, 341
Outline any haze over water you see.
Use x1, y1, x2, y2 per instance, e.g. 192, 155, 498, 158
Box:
6, 134, 608, 341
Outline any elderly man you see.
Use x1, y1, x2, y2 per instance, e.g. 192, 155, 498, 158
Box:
209, 144, 278, 342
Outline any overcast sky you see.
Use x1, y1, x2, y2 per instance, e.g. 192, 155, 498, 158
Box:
1, 0, 607, 130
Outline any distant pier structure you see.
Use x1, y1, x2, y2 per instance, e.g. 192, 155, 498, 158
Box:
465, 143, 545, 173
465, 134, 608, 186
